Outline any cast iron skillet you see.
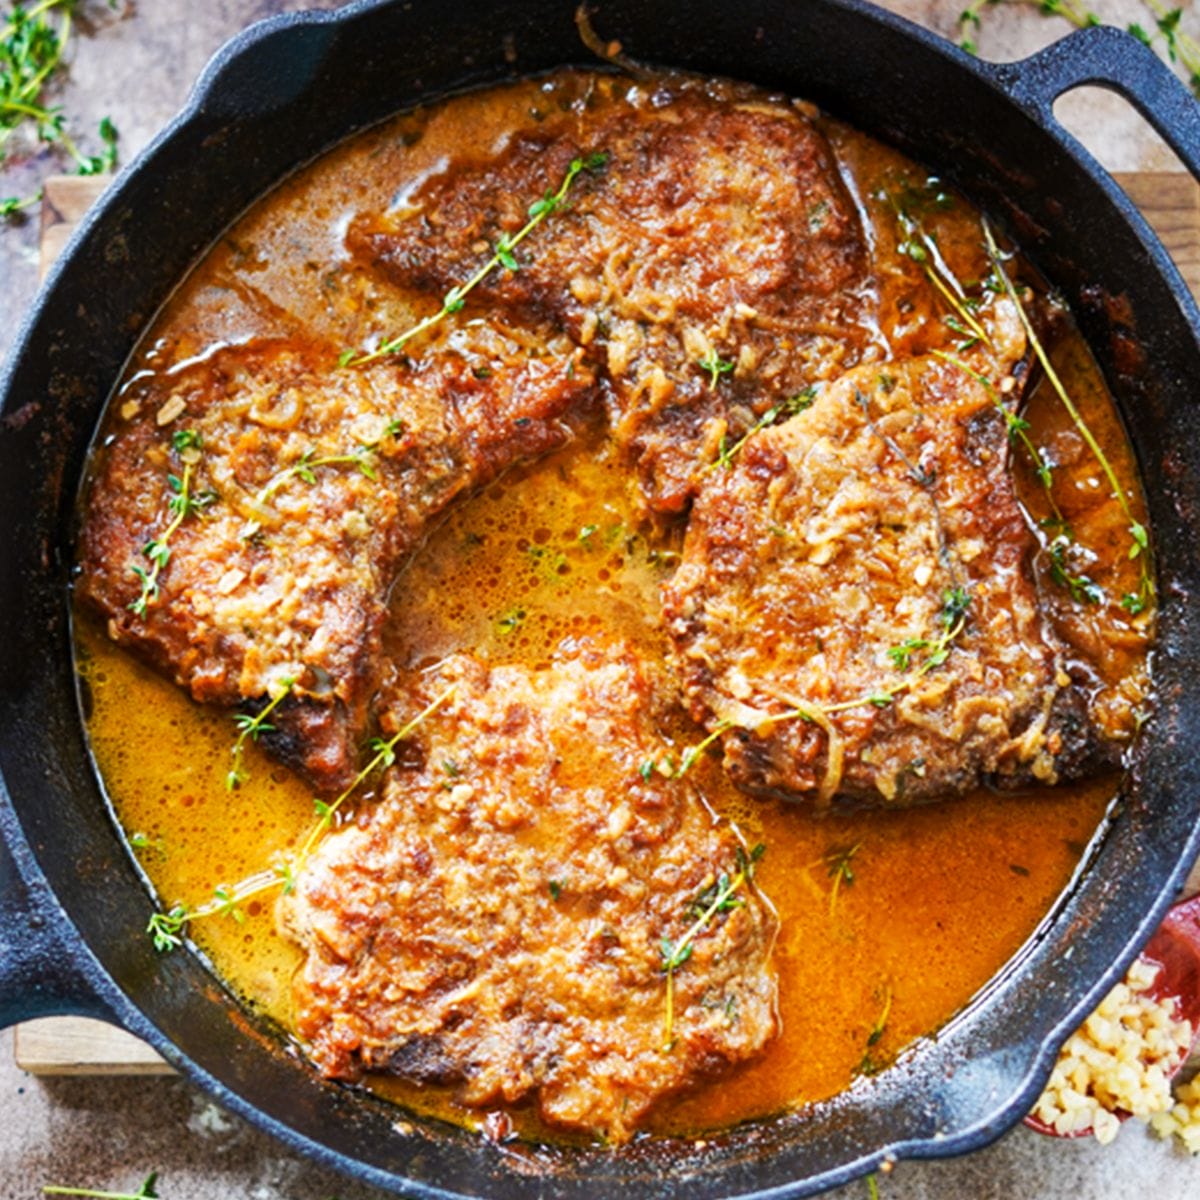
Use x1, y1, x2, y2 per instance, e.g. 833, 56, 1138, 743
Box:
2, 1, 1200, 1196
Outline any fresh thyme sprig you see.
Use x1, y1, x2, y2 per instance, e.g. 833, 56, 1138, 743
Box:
0, 190, 35, 215
931, 349, 1063, 523
2, 2, 120, 219
128, 430, 212, 618
696, 350, 735, 391
818, 841, 862, 915
240, 422, 404, 538
661, 842, 764, 1051
43, 1173, 159, 1200
341, 151, 609, 368
890, 195, 992, 351
856, 984, 893, 1076
710, 385, 818, 470
146, 684, 456, 953
982, 219, 1154, 615
1047, 535, 1104, 605
958, 0, 1200, 97
226, 675, 296, 790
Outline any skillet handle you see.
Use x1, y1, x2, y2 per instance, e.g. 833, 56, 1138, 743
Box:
0, 827, 112, 1028
992, 24, 1200, 183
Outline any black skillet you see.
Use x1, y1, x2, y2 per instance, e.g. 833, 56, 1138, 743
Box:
2, 1, 1200, 1196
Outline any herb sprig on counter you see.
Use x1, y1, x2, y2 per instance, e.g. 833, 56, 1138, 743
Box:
340, 151, 609, 368
661, 843, 764, 1051
958, 0, 1200, 97
146, 685, 456, 953
43, 1173, 159, 1200
128, 430, 212, 619
2, 1, 120, 219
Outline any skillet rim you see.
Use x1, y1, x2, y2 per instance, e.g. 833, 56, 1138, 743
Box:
2, 2, 1200, 1197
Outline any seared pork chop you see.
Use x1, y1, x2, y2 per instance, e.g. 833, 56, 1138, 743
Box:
278, 643, 778, 1142
348, 76, 874, 513
78, 335, 595, 791
662, 307, 1116, 805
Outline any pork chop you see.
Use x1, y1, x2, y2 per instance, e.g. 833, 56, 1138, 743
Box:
662, 309, 1116, 806
347, 75, 875, 513
78, 333, 595, 791
277, 642, 778, 1142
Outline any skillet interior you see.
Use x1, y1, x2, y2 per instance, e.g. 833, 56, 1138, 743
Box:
2, 1, 1200, 1196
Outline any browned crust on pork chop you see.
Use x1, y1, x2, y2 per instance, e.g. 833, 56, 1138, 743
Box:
662, 313, 1117, 806
78, 335, 595, 791
348, 76, 875, 513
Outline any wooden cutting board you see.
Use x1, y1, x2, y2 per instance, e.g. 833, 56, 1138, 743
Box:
14, 172, 1200, 1076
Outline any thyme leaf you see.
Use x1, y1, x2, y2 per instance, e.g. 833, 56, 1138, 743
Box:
886, 638, 928, 672
696, 350, 735, 391
1047, 536, 1103, 605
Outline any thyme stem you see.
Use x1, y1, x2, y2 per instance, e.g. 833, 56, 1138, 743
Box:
982, 219, 1153, 613
892, 200, 991, 349
43, 1171, 158, 1200
128, 428, 211, 621
252, 446, 378, 510
226, 676, 296, 791
146, 684, 457, 952
341, 151, 609, 367
820, 842, 862, 915
42, 1190, 153, 1200
931, 349, 1064, 525
708, 386, 817, 471
660, 845, 763, 1051
295, 683, 457, 871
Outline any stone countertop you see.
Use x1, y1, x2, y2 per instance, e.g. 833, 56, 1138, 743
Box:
1, 1, 1198, 1197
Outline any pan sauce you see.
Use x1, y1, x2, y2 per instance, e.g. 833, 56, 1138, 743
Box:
77, 70, 1150, 1140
